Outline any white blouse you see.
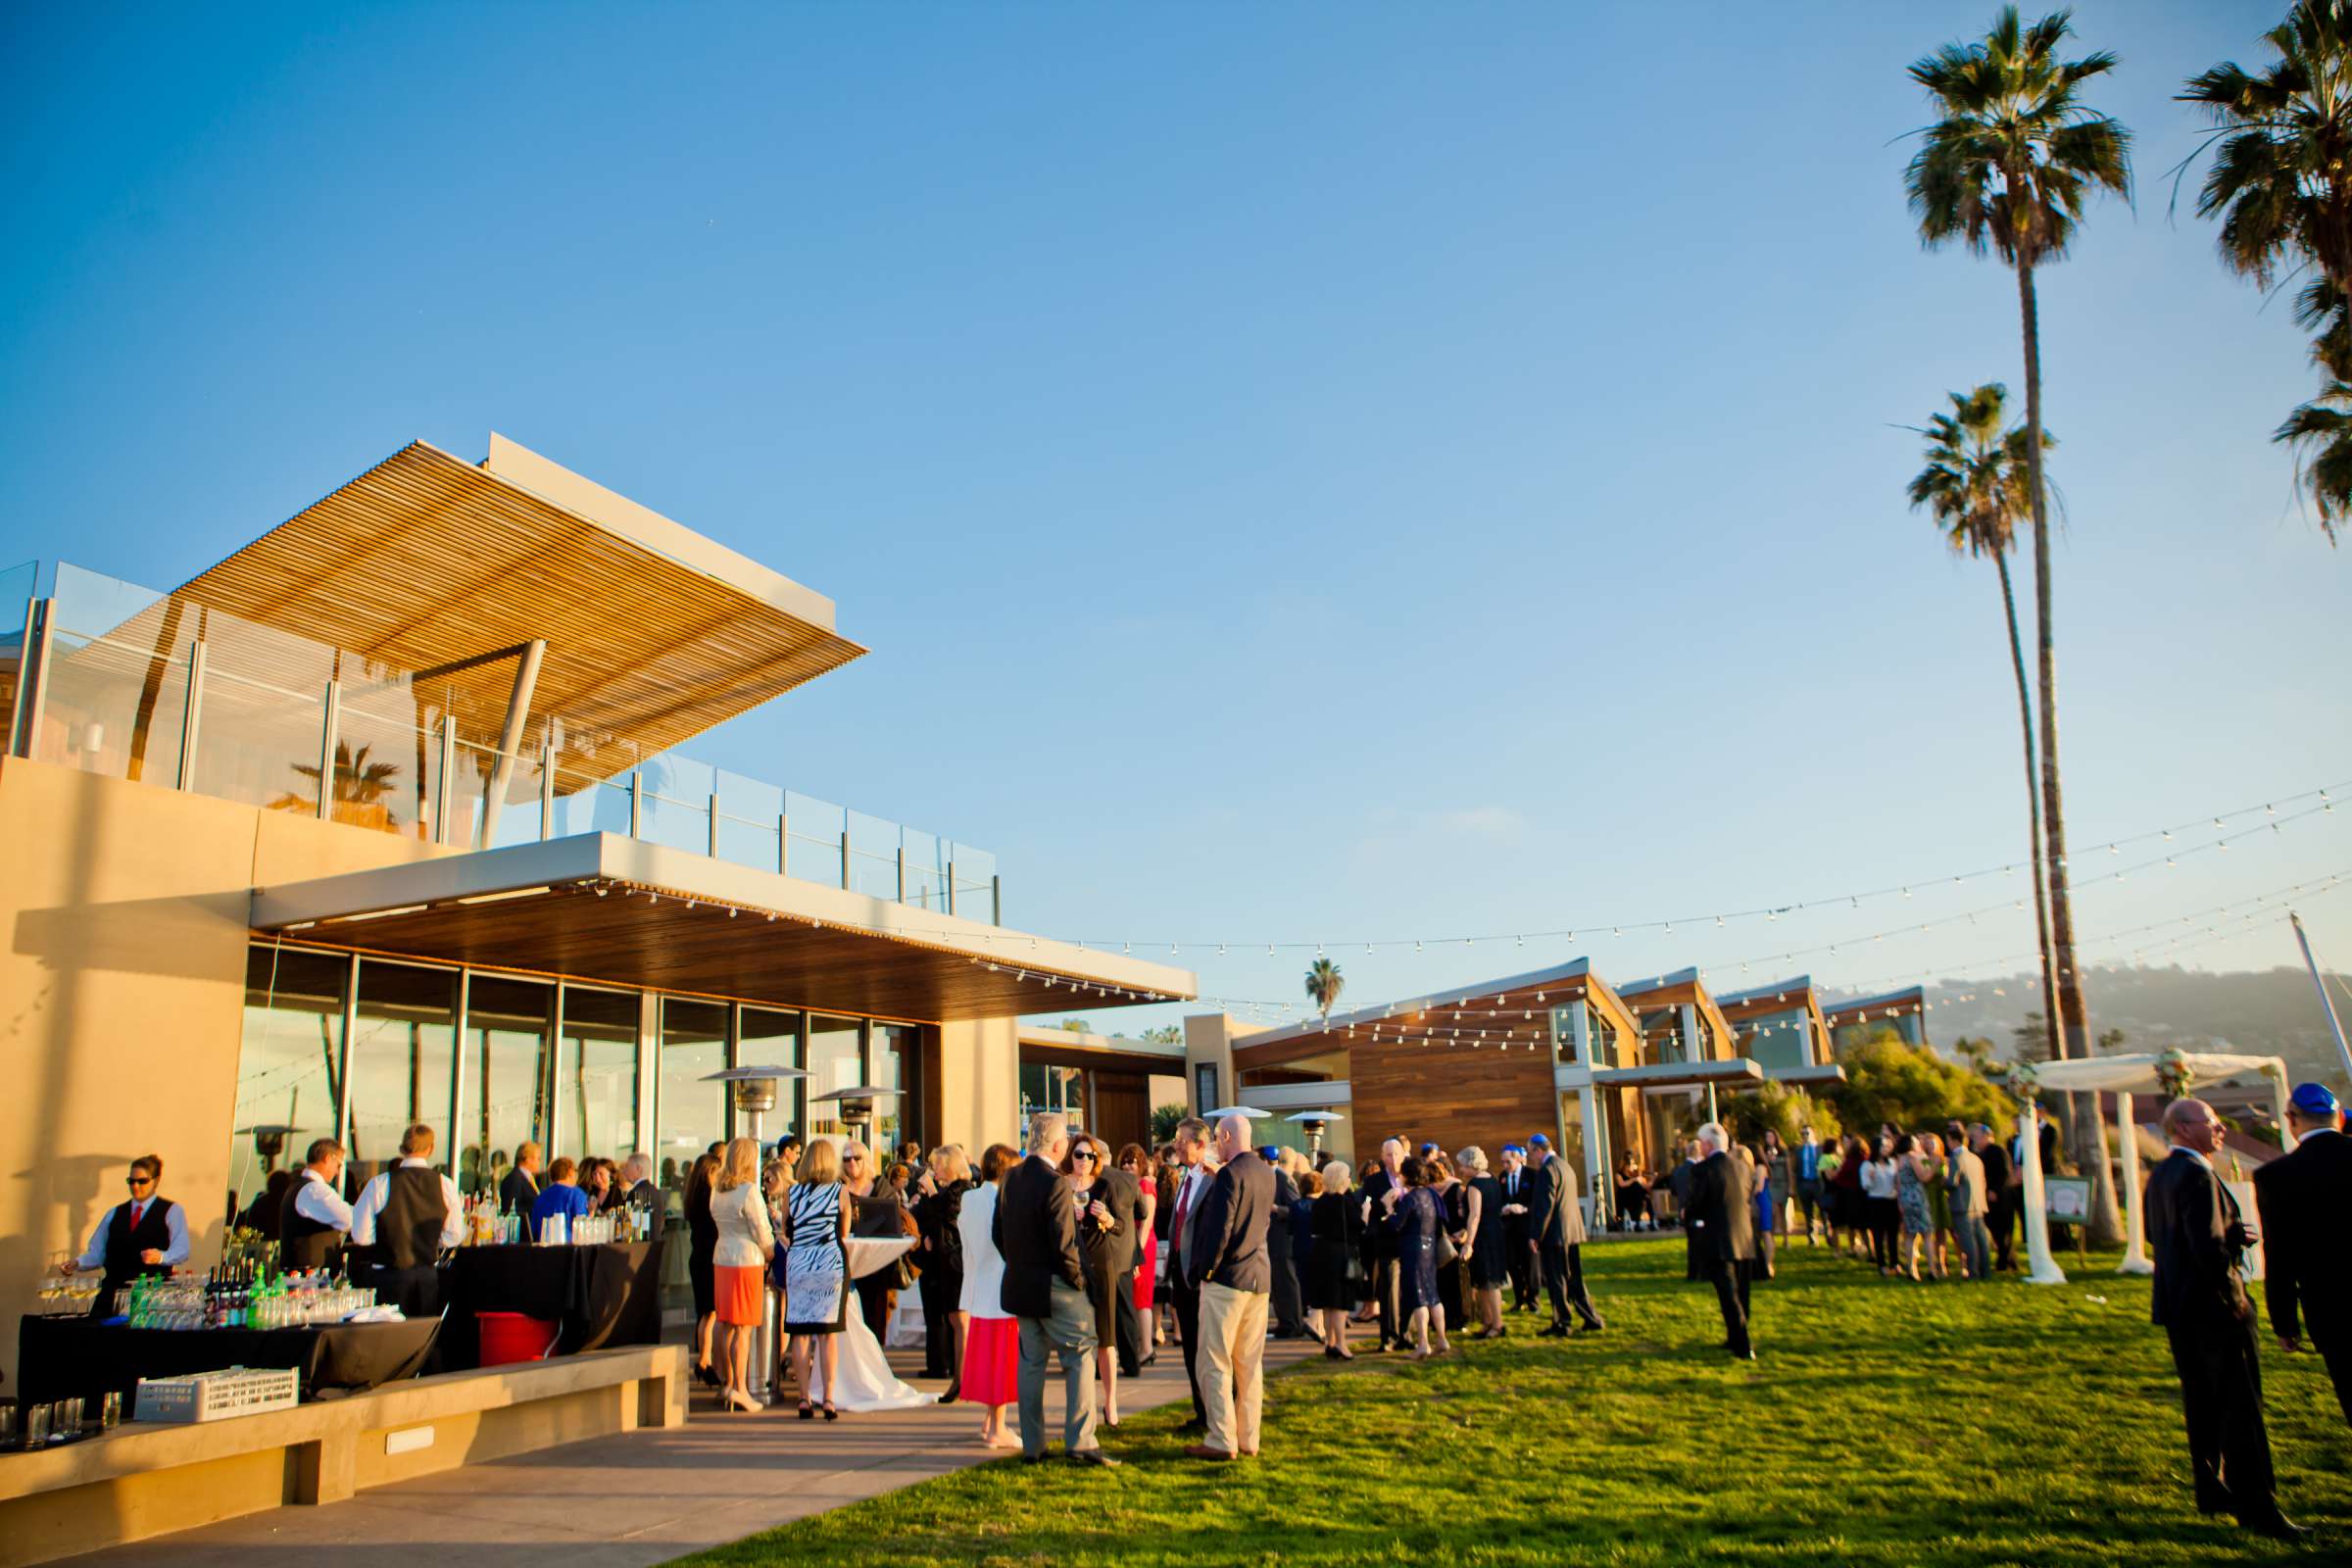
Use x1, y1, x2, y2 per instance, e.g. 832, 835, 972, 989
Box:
1859, 1158, 1897, 1200
710, 1181, 775, 1268
956, 1180, 1008, 1320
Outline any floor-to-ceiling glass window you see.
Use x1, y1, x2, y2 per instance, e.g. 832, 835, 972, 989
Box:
658, 999, 730, 1190
738, 1006, 804, 1141
465, 976, 552, 1199
872, 1023, 917, 1152
344, 960, 459, 1186
557, 985, 639, 1162
229, 946, 349, 1218
805, 1014, 863, 1140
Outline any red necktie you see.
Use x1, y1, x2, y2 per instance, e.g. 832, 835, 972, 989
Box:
131, 1201, 146, 1228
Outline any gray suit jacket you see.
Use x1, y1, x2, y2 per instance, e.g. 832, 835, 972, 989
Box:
1540, 1153, 1587, 1247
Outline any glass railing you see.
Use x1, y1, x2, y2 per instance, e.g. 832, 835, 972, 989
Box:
10, 561, 1002, 920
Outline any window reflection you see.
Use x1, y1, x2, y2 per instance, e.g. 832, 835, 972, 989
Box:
659, 999, 729, 1191
739, 1007, 804, 1138
465, 976, 551, 1198
559, 986, 639, 1162
806, 1015, 861, 1139
229, 947, 347, 1218
346, 960, 458, 1187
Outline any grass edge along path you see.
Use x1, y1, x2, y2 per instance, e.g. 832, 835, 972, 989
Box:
668, 1239, 2347, 1567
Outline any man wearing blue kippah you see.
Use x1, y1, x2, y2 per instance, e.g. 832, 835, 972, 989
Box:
2252, 1081, 2350, 1427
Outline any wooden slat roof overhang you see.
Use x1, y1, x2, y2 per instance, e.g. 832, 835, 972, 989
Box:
1228, 956, 1643, 1073
248, 833, 1195, 1025
169, 434, 866, 782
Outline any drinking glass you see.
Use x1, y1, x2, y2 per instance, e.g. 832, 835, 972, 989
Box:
100, 1392, 122, 1429
23, 1403, 48, 1449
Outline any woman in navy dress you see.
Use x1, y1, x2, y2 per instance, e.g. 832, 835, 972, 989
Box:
1380, 1155, 1450, 1358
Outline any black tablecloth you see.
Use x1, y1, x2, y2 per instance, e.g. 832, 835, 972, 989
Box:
443, 1240, 663, 1366
15, 1314, 441, 1407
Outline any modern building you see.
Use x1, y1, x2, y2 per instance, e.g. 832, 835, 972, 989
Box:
1824, 984, 1932, 1049
1014, 1023, 1186, 1152
0, 432, 1194, 1385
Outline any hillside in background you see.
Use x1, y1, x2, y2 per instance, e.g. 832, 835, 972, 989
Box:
1899, 965, 2351, 1097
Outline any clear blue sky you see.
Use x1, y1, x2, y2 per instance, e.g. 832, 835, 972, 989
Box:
4, 1, 2346, 1035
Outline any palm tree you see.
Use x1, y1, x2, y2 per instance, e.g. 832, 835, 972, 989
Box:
2275, 378, 2352, 543
2181, 2, 2352, 300
1303, 957, 1345, 1024
270, 742, 403, 825
1906, 384, 2065, 1067
1907, 8, 2131, 1243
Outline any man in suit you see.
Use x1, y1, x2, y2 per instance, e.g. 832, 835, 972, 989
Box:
992, 1111, 1116, 1467
1100, 1150, 1151, 1379
499, 1141, 543, 1219
2253, 1082, 2351, 1426
1263, 1148, 1305, 1339
1527, 1133, 1604, 1336
1943, 1121, 1991, 1282
1972, 1124, 2017, 1272
1356, 1138, 1408, 1350
1184, 1113, 1276, 1461
1495, 1145, 1537, 1311
1686, 1122, 1755, 1360
1163, 1116, 1215, 1431
2147, 1097, 2294, 1537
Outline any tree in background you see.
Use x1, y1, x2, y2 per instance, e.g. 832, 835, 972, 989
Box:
2183, 4, 2352, 543
1056, 1016, 1094, 1035
1150, 1103, 1187, 1144
1829, 1026, 2015, 1140
1720, 1082, 1842, 1150
1137, 1024, 1182, 1047
1907, 5, 2131, 1245
1907, 382, 2064, 1069
1304, 957, 1346, 1023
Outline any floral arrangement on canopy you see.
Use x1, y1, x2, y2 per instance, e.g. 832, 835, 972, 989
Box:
2154, 1048, 2195, 1102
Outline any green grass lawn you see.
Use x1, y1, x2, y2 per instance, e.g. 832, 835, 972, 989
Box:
671, 1239, 2347, 1567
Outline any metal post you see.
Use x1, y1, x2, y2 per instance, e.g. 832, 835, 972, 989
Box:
896, 845, 906, 904
176, 638, 207, 790
539, 742, 556, 841
480, 639, 546, 850
628, 771, 643, 839
840, 827, 851, 890
947, 858, 956, 918
992, 874, 1003, 926
316, 680, 342, 821
11, 598, 52, 760
1704, 1080, 1719, 1128
777, 810, 789, 875
2291, 911, 2352, 1083
438, 719, 461, 845
708, 792, 720, 858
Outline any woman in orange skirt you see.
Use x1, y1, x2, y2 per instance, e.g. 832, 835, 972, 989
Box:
710, 1136, 775, 1412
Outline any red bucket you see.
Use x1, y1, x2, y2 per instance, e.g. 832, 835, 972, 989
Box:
476, 1310, 560, 1366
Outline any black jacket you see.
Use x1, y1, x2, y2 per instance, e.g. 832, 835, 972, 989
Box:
912, 1178, 972, 1276
994, 1154, 1084, 1319
1096, 1166, 1148, 1275
498, 1167, 539, 1218
1358, 1169, 1401, 1257
2252, 1129, 2349, 1344
1187, 1151, 1277, 1293
1687, 1151, 1755, 1265
1978, 1140, 2014, 1198
2146, 1150, 2254, 1330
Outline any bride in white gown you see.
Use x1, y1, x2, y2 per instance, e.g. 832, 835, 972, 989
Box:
829, 1237, 928, 1412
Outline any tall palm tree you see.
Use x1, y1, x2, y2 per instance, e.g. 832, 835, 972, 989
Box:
1906, 384, 2064, 1066
1907, 8, 2130, 1242
2181, 1, 2352, 300
1303, 957, 1346, 1024
2274, 273, 2352, 542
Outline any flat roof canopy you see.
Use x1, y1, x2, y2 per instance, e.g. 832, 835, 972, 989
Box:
249, 834, 1194, 1024
1017, 1025, 1187, 1073
172, 434, 866, 780
1589, 1058, 1766, 1093
1230, 956, 1643, 1072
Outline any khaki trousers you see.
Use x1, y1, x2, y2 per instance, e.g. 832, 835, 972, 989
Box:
1197, 1281, 1268, 1455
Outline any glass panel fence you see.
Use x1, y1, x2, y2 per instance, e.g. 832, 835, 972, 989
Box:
787, 792, 848, 886
847, 808, 901, 901
714, 767, 784, 871
634, 753, 713, 856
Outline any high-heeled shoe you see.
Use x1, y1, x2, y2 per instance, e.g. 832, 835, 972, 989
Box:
937, 1388, 960, 1404
798, 1399, 814, 1420
822, 1402, 839, 1421
725, 1389, 762, 1413
695, 1361, 721, 1389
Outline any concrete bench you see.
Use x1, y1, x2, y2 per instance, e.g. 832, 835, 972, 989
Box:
0, 1343, 688, 1567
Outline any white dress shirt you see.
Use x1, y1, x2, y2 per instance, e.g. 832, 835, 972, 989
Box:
73, 1198, 190, 1271
291, 1167, 355, 1233
351, 1158, 466, 1249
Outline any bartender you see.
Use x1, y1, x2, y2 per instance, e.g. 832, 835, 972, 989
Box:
278, 1137, 354, 1272
350, 1122, 465, 1317
63, 1153, 189, 1311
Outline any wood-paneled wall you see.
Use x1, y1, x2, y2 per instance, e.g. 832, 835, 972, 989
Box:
1348, 1033, 1557, 1159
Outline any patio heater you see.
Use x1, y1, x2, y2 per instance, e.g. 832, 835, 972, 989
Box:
812, 1086, 902, 1154
703, 1064, 808, 1399
1282, 1109, 1346, 1162
235, 1124, 305, 1175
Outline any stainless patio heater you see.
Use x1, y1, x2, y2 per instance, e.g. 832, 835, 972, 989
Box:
703, 1064, 808, 1398
1282, 1108, 1347, 1161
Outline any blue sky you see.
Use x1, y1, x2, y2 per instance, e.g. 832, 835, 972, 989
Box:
3, 1, 2346, 1035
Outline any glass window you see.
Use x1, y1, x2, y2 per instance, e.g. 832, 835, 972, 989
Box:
344, 960, 459, 1187
229, 946, 348, 1218
1557, 1093, 1589, 1191
659, 999, 730, 1183
1194, 1063, 1218, 1115
464, 976, 552, 1198
739, 1007, 804, 1138
806, 1014, 863, 1140
558, 986, 639, 1162
873, 1023, 917, 1153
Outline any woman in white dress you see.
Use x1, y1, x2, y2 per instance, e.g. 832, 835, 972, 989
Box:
783, 1138, 852, 1419
956, 1143, 1021, 1448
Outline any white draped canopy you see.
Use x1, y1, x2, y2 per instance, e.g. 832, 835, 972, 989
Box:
2016, 1051, 2288, 1284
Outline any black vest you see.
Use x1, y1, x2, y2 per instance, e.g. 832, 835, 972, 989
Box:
278, 1174, 346, 1272
101, 1198, 175, 1290
374, 1166, 448, 1270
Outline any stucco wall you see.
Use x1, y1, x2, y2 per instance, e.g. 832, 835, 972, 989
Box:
937, 1015, 1020, 1155
0, 759, 453, 1389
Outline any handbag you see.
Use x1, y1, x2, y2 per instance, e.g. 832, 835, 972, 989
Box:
1436, 1230, 1459, 1269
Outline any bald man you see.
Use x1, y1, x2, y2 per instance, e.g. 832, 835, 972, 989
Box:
2146, 1098, 2296, 1539
1184, 1114, 1276, 1461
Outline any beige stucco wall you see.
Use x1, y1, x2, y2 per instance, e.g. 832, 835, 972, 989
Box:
0, 759, 454, 1389
937, 1015, 1020, 1154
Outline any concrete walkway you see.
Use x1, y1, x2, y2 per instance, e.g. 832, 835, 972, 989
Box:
69, 1336, 1324, 1568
